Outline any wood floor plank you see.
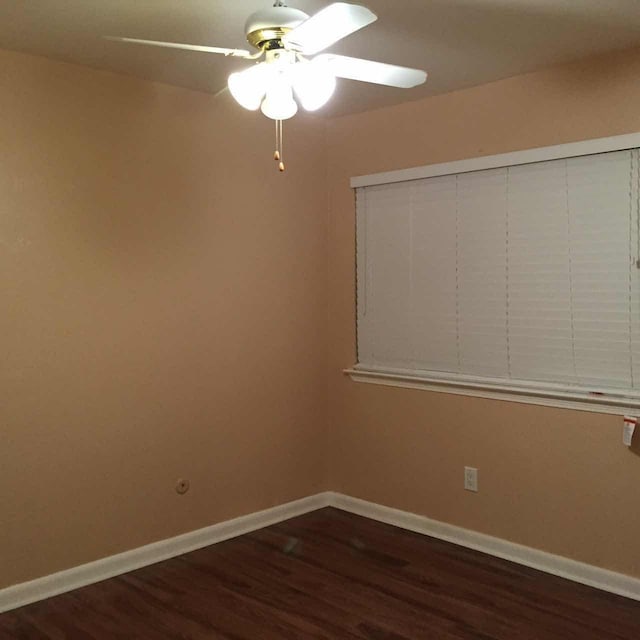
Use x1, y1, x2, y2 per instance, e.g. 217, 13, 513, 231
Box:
2, 508, 639, 639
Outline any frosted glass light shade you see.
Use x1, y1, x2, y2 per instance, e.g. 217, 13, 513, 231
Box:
260, 77, 298, 120
228, 64, 270, 111
293, 61, 336, 111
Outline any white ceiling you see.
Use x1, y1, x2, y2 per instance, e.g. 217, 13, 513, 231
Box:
2, 1, 640, 117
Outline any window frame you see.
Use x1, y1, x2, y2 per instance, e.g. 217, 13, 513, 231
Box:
346, 132, 640, 415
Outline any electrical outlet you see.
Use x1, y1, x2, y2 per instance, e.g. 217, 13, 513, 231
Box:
464, 466, 478, 492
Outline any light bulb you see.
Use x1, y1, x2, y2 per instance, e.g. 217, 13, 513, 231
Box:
260, 75, 298, 120
293, 60, 336, 112
228, 64, 269, 111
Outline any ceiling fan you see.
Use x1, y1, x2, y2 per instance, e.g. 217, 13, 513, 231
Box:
108, 1, 427, 170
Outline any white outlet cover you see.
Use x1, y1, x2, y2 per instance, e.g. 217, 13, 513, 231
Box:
464, 466, 478, 492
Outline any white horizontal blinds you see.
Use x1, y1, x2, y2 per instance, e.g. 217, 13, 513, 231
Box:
356, 183, 413, 368
568, 151, 635, 389
507, 159, 575, 384
356, 147, 640, 394
457, 169, 509, 377
409, 176, 458, 372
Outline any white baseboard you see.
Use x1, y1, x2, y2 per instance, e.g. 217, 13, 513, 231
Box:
2, 490, 639, 614
329, 492, 640, 602
0, 492, 332, 614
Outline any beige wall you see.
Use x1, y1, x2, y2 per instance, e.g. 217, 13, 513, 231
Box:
0, 49, 328, 589
327, 47, 640, 578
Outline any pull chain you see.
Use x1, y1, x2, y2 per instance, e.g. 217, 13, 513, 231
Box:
273, 119, 285, 172
274, 119, 280, 162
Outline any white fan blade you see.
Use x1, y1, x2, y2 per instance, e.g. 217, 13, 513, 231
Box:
283, 3, 377, 55
316, 54, 427, 88
105, 37, 251, 58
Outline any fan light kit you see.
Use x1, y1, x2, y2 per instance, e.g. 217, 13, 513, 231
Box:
107, 1, 427, 171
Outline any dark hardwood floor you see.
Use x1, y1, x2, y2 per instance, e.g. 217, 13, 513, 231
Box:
2, 507, 639, 639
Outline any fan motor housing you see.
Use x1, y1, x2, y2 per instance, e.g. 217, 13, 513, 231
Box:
245, 6, 309, 49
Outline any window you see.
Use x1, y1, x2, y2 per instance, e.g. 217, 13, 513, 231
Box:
349, 135, 640, 414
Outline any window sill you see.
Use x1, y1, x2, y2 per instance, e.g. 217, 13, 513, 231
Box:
344, 365, 640, 415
